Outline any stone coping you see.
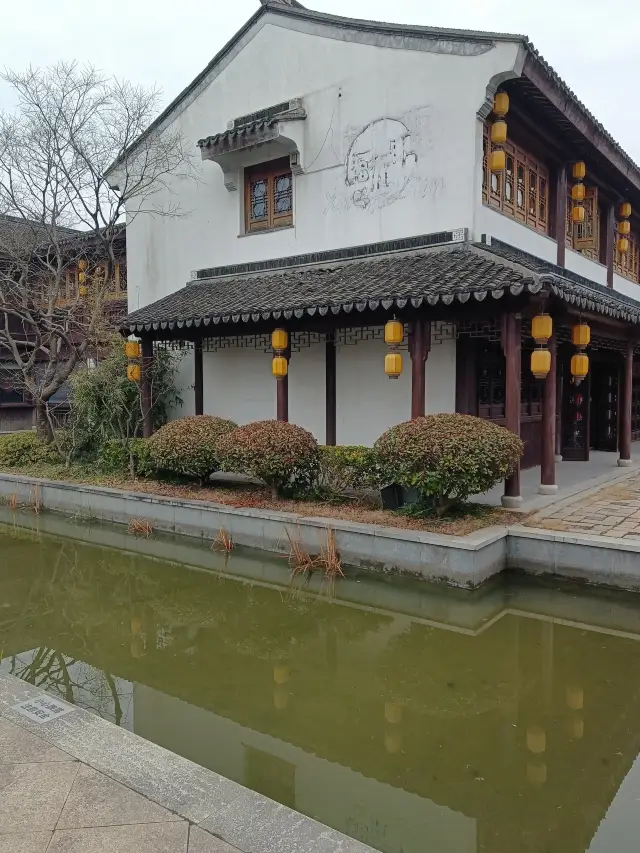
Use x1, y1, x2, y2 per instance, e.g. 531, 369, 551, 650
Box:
0, 672, 376, 853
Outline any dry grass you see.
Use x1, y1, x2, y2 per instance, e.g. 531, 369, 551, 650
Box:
127, 518, 153, 538
212, 528, 234, 553
0, 461, 524, 535
285, 526, 344, 580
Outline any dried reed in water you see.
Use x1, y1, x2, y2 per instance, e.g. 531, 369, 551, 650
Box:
128, 518, 153, 538
212, 528, 234, 553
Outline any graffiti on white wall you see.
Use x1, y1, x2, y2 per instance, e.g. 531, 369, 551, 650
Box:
325, 109, 443, 215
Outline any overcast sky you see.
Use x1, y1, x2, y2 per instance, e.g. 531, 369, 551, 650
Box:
2, 0, 639, 160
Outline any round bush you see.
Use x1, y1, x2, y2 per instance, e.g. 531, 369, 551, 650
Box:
217, 420, 320, 499
148, 416, 237, 482
374, 414, 523, 510
0, 432, 57, 468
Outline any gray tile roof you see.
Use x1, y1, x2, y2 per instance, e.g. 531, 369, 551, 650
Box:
120, 241, 640, 335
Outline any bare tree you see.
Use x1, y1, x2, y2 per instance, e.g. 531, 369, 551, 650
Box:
0, 62, 192, 441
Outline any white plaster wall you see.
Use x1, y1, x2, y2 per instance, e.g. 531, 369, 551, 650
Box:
169, 350, 195, 419
202, 347, 275, 424
613, 272, 640, 300
565, 248, 608, 286
124, 16, 521, 312
475, 205, 557, 264
288, 341, 326, 443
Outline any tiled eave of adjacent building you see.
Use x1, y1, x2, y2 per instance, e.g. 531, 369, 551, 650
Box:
120, 235, 640, 336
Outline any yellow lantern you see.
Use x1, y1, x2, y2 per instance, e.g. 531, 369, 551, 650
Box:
125, 341, 141, 359
79, 285, 88, 297
527, 761, 548, 786
384, 703, 403, 725
493, 92, 509, 116
572, 323, 591, 348
131, 616, 142, 634
573, 161, 586, 180
618, 237, 630, 254
271, 328, 288, 352
571, 352, 589, 384
572, 206, 585, 223
566, 685, 584, 711
619, 220, 631, 236
127, 364, 141, 382
273, 665, 290, 685
526, 725, 546, 754
384, 318, 404, 347
78, 271, 86, 283
568, 717, 584, 739
489, 149, 506, 172
273, 687, 289, 711
531, 349, 551, 379
531, 313, 552, 344
571, 183, 586, 202
77, 259, 87, 271
272, 356, 288, 378
385, 352, 402, 378
490, 120, 507, 145
620, 201, 632, 219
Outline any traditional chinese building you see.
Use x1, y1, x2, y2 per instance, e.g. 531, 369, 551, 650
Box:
113, 0, 640, 505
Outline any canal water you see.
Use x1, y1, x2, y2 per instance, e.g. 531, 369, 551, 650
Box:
2, 513, 640, 853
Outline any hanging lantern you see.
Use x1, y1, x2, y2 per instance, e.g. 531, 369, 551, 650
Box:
618, 237, 630, 254
125, 341, 141, 359
271, 328, 288, 352
489, 149, 506, 173
526, 725, 546, 754
620, 202, 632, 219
78, 271, 86, 284
272, 356, 288, 378
384, 318, 404, 347
77, 259, 87, 271
527, 761, 548, 786
572, 206, 585, 224
384, 703, 403, 725
571, 183, 586, 202
273, 665, 290, 685
571, 352, 589, 384
572, 161, 586, 180
493, 92, 509, 116
273, 688, 289, 711
566, 685, 584, 711
572, 323, 591, 348
385, 352, 402, 378
568, 717, 584, 739
490, 120, 508, 145
127, 364, 141, 382
619, 219, 631, 236
531, 349, 551, 379
79, 285, 88, 297
531, 314, 553, 344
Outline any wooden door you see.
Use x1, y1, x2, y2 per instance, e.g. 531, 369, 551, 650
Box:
590, 359, 620, 452
561, 348, 590, 461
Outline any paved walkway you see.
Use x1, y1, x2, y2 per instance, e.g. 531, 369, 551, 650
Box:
0, 717, 235, 852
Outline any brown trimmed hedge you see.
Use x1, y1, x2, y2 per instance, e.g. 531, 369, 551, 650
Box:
374, 414, 523, 512
148, 415, 237, 482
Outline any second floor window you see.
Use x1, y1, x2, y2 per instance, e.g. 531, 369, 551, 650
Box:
614, 228, 640, 282
482, 125, 549, 234
245, 158, 293, 233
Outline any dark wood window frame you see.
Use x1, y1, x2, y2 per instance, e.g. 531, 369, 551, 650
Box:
244, 157, 293, 233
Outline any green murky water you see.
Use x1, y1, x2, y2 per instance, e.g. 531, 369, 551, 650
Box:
2, 512, 640, 853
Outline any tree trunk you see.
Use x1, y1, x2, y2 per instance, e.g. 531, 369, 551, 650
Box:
35, 402, 54, 444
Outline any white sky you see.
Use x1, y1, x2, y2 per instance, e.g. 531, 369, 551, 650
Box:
2, 0, 639, 160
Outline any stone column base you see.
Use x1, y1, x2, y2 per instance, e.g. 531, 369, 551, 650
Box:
618, 458, 633, 467
555, 454, 563, 462
502, 495, 523, 509
538, 484, 559, 495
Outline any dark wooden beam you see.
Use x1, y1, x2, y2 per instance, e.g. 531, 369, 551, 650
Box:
554, 165, 567, 268
540, 331, 557, 492
325, 338, 336, 445
141, 337, 153, 439
619, 340, 634, 465
409, 318, 431, 419
276, 345, 290, 422
605, 203, 615, 288
194, 340, 204, 416
501, 312, 522, 506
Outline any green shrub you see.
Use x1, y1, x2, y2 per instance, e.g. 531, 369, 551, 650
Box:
374, 414, 523, 513
318, 445, 382, 495
148, 416, 237, 482
98, 438, 155, 478
0, 432, 57, 468
217, 420, 320, 499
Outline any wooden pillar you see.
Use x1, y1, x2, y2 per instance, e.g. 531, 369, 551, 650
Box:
619, 341, 634, 466
141, 337, 153, 439
409, 318, 431, 420
605, 203, 615, 288
554, 165, 567, 268
539, 332, 558, 493
555, 359, 563, 459
502, 312, 522, 507
276, 346, 290, 422
325, 337, 336, 445
194, 340, 203, 416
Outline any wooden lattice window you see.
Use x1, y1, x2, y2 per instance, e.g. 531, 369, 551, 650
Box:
565, 186, 600, 260
614, 228, 640, 282
245, 158, 293, 233
482, 124, 549, 234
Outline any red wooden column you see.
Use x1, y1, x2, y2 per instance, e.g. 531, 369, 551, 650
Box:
409, 318, 431, 419
325, 337, 336, 445
554, 165, 568, 268
194, 340, 204, 416
605, 203, 616, 288
276, 345, 290, 422
539, 331, 558, 493
502, 312, 522, 507
619, 341, 634, 466
141, 336, 154, 438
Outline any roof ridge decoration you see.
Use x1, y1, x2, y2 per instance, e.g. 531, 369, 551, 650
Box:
260, 0, 306, 7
